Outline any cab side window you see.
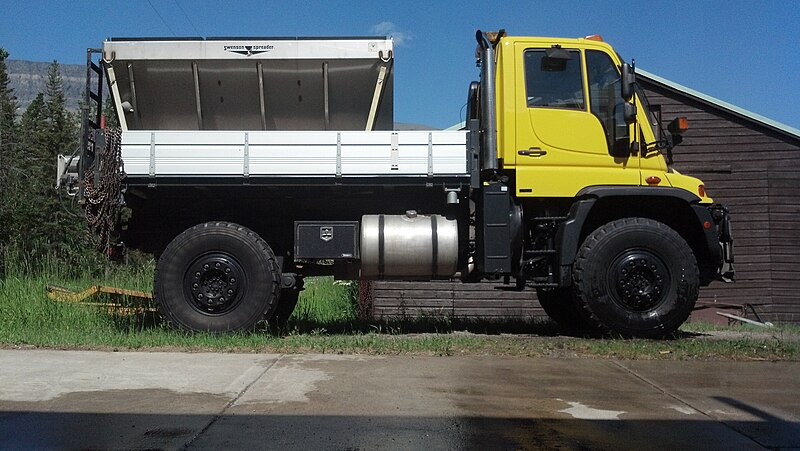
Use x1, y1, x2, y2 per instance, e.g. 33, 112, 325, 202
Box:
524, 50, 584, 110
586, 50, 626, 153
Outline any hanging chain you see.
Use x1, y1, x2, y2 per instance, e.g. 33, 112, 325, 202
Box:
82, 127, 123, 252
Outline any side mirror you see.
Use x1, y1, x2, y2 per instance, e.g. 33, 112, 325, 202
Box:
621, 63, 635, 101
611, 103, 634, 158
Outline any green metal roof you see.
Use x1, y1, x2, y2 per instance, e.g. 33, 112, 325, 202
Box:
637, 68, 800, 141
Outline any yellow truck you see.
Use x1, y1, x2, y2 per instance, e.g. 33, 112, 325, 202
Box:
59, 30, 734, 336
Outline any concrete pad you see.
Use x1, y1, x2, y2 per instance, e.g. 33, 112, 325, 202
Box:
0, 350, 280, 450
616, 360, 800, 449
1, 350, 798, 450
0, 350, 281, 402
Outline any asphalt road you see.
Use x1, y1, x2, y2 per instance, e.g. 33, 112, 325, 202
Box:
1, 350, 798, 450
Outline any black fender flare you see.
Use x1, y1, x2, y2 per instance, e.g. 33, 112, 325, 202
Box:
553, 186, 705, 286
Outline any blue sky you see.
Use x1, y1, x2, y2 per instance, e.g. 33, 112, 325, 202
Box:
1, 0, 798, 130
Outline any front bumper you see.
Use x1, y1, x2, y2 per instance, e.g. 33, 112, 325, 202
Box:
710, 204, 735, 282
692, 203, 734, 284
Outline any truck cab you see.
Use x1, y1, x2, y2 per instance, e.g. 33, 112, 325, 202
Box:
470, 31, 733, 336
491, 34, 706, 200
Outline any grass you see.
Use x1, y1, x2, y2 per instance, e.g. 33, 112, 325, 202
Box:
1, 249, 798, 361
292, 277, 357, 323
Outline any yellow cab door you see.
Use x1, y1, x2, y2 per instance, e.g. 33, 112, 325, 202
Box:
512, 42, 639, 197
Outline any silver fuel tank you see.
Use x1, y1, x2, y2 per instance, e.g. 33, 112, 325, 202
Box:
360, 211, 458, 279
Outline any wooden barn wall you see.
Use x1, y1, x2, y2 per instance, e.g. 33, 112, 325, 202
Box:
370, 280, 545, 320
640, 81, 800, 322
369, 79, 800, 323
767, 168, 800, 322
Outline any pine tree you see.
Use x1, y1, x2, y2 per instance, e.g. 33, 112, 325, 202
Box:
44, 61, 77, 154
37, 62, 81, 250
3, 94, 48, 248
0, 47, 20, 248
2, 56, 101, 274
5, 61, 83, 259
0, 48, 17, 146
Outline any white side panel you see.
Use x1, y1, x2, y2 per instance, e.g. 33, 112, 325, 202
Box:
432, 144, 470, 174
121, 145, 151, 175
340, 144, 428, 175
248, 131, 340, 145
249, 146, 337, 175
120, 130, 468, 178
156, 146, 244, 175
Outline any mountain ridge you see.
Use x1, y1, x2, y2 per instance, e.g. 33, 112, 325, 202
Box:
7, 59, 85, 114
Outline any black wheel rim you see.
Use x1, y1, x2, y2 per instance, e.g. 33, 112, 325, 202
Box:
184, 253, 247, 315
608, 249, 670, 312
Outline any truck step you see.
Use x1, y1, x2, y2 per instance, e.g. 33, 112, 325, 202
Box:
524, 249, 557, 256
531, 216, 567, 222
525, 282, 559, 288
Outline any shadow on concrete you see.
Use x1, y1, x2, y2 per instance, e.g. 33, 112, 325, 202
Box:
1, 408, 797, 450
713, 395, 800, 448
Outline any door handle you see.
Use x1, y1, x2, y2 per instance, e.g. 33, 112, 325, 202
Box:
518, 148, 547, 157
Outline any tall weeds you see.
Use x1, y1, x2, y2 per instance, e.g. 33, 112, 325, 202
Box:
0, 243, 360, 345
0, 243, 157, 344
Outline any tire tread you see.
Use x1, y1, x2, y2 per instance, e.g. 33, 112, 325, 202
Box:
573, 217, 699, 338
153, 221, 280, 333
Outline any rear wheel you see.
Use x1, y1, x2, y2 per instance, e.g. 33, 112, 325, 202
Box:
536, 287, 590, 331
154, 222, 280, 333
573, 217, 699, 338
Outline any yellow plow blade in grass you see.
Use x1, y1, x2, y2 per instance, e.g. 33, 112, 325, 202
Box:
46, 285, 156, 315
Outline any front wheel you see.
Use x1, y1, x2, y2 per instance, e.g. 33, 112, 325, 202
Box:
573, 218, 699, 338
154, 222, 280, 333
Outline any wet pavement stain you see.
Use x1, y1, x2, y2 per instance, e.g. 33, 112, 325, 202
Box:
557, 400, 626, 420
234, 365, 332, 405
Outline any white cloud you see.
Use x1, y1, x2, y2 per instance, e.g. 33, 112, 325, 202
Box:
371, 21, 411, 46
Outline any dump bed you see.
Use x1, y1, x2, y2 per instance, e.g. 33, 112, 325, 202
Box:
103, 37, 394, 131
99, 37, 469, 184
